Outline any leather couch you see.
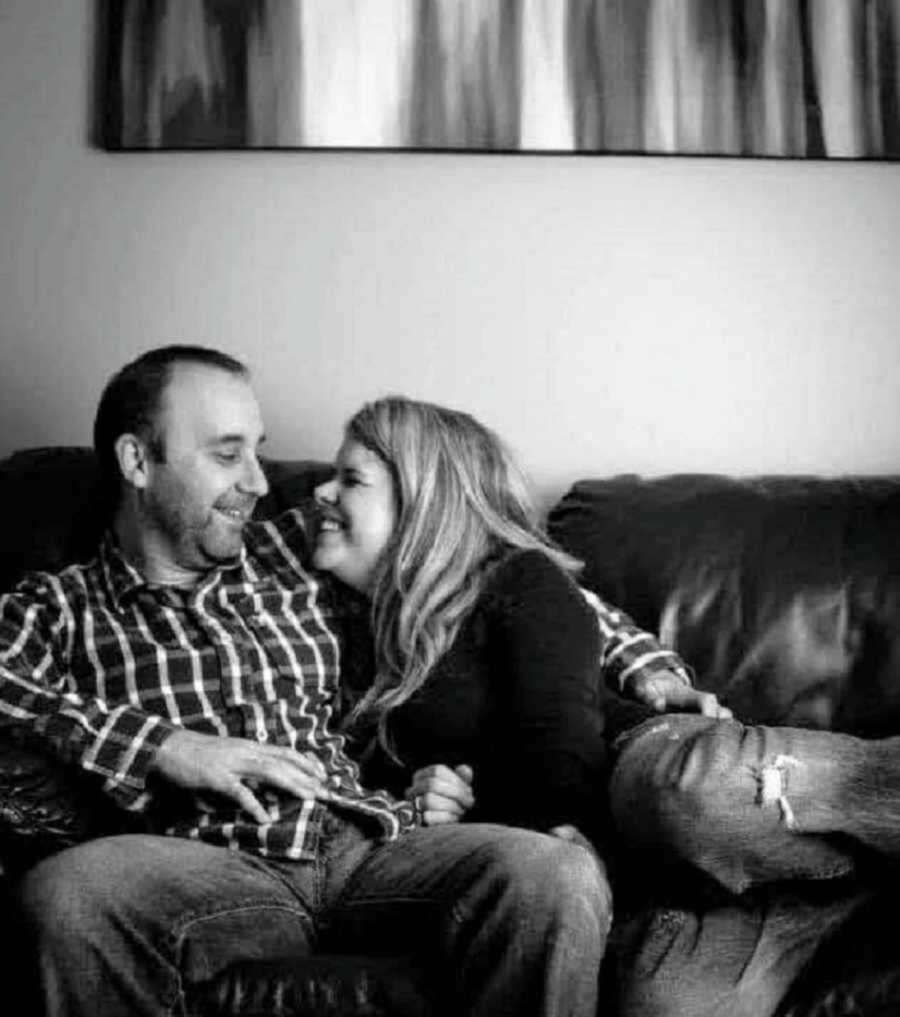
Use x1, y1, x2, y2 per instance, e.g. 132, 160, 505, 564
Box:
2, 448, 899, 1015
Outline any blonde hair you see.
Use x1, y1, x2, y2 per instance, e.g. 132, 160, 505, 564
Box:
344, 396, 581, 753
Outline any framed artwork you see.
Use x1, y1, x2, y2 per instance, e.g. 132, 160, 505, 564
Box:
101, 1, 900, 159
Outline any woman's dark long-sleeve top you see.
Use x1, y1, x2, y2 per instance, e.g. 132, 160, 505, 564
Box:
361, 549, 610, 841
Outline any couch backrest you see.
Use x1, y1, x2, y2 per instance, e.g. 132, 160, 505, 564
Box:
548, 474, 900, 736
0, 447, 332, 593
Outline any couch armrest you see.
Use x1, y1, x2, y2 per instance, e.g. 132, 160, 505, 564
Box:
0, 734, 136, 875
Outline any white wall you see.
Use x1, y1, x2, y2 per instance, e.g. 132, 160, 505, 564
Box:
2, 1, 899, 507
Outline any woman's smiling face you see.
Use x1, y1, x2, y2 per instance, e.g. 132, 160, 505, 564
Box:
312, 440, 398, 593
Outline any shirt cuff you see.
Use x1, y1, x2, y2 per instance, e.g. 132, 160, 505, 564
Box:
91, 714, 178, 812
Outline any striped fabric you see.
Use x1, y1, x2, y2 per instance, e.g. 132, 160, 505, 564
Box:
0, 509, 413, 860
580, 587, 695, 693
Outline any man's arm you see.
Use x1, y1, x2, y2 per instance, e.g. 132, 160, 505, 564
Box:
581, 588, 730, 717
0, 576, 333, 819
0, 577, 176, 812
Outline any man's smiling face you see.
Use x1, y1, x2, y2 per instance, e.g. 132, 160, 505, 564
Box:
139, 362, 269, 574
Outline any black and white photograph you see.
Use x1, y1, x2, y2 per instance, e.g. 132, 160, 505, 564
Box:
2, 2, 900, 1016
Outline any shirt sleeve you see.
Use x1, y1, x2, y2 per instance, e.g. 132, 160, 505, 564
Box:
0, 576, 176, 812
579, 587, 695, 692
472, 551, 608, 840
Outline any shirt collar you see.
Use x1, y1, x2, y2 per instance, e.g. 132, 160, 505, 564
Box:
100, 533, 148, 609
100, 532, 250, 610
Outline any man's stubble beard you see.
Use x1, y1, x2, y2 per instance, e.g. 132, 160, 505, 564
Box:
143, 486, 240, 570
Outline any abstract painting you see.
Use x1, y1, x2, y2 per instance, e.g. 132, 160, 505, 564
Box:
103, 1, 900, 158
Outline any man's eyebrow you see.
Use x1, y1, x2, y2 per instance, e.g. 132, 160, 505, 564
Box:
208, 433, 267, 447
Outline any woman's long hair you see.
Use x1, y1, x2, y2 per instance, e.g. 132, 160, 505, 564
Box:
344, 396, 581, 754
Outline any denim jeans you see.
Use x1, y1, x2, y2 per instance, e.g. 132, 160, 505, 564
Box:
605, 714, 900, 1017
14, 812, 611, 1017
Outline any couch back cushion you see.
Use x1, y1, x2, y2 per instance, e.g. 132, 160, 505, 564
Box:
548, 474, 900, 736
0, 447, 332, 593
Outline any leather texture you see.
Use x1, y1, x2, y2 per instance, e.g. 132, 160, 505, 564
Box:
548, 473, 900, 736
185, 956, 448, 1017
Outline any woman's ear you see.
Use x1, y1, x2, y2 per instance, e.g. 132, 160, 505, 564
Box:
114, 433, 151, 491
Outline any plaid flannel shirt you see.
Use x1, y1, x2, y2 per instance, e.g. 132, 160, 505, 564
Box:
580, 587, 694, 692
0, 509, 413, 860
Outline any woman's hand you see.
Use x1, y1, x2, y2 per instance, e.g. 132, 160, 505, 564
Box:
626, 671, 732, 718
406, 763, 475, 826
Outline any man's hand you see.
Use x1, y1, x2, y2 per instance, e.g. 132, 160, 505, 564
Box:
626, 671, 732, 718
151, 729, 333, 824
405, 763, 475, 826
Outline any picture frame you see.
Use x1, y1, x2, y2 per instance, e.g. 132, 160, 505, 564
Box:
101, 1, 900, 159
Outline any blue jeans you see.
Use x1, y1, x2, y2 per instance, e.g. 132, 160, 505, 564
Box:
14, 812, 611, 1017
606, 714, 900, 1017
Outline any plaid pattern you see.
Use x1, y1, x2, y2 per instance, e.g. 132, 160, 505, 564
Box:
0, 509, 413, 860
580, 588, 694, 692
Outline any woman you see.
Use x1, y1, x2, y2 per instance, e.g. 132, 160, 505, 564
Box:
312, 395, 721, 843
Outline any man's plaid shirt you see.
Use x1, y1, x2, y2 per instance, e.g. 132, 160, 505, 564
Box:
0, 509, 414, 860
580, 587, 694, 693
0, 509, 690, 860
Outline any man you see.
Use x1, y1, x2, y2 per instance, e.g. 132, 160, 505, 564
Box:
0, 346, 610, 1016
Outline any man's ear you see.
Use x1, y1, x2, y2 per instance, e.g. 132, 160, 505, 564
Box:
114, 434, 151, 491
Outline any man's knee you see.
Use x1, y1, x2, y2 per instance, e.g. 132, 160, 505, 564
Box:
609, 716, 757, 882
611, 715, 740, 823
15, 834, 315, 992
16, 834, 215, 933
609, 716, 860, 894
16, 838, 125, 930
479, 830, 613, 938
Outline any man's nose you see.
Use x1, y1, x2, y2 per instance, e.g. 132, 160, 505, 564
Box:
240, 455, 269, 498
314, 478, 337, 505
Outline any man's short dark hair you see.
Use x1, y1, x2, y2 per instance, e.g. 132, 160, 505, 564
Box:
93, 345, 249, 512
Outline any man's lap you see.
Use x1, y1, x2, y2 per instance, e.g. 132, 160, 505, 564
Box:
16, 819, 612, 966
